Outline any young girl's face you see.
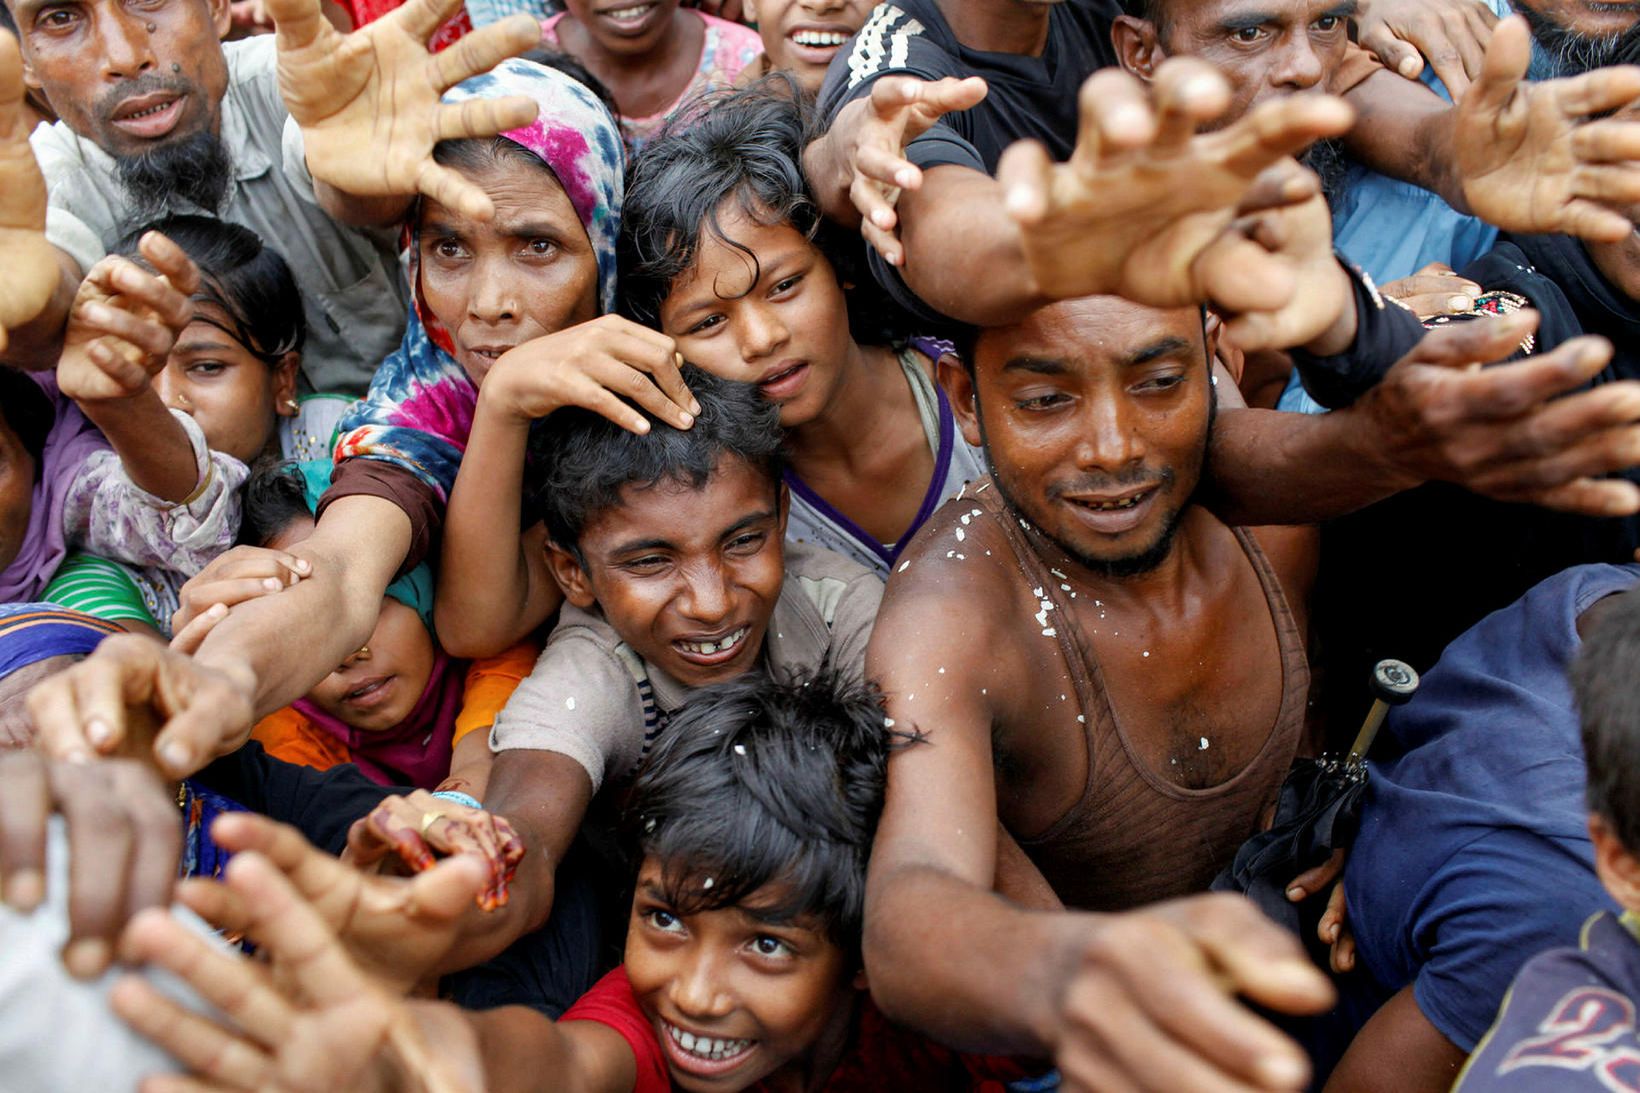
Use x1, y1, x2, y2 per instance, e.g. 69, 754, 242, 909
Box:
153, 302, 298, 465
624, 857, 859, 1092
660, 203, 856, 431
269, 515, 439, 732
417, 153, 600, 387
745, 0, 876, 94
562, 0, 683, 58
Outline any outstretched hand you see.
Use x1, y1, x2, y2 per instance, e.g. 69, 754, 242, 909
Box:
270, 0, 542, 221
113, 843, 486, 1093
0, 32, 59, 354
821, 74, 990, 264
56, 232, 199, 403
996, 59, 1355, 313
1362, 311, 1640, 516
1456, 16, 1640, 242
182, 811, 491, 993
345, 789, 525, 912
1356, 0, 1499, 98
26, 634, 258, 779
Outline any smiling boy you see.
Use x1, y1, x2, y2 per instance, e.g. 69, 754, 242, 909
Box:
439, 368, 882, 1008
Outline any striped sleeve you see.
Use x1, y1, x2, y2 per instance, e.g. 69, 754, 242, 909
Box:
41, 553, 159, 629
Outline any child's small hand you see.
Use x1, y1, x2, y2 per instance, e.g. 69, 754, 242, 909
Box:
345, 790, 526, 913
481, 314, 699, 435
57, 231, 199, 403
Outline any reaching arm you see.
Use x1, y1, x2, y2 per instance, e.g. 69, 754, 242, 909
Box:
1203, 313, 1640, 527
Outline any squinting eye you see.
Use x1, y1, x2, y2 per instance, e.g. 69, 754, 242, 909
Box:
188, 361, 227, 378
726, 533, 765, 553
687, 315, 725, 335
1017, 393, 1068, 411
771, 276, 802, 295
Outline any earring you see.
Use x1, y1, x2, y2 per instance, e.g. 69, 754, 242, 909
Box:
283, 399, 299, 413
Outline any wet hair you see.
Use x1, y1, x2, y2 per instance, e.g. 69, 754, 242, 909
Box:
619, 77, 900, 341
626, 668, 918, 952
236, 459, 313, 548
1573, 585, 1640, 855
530, 365, 783, 556
430, 50, 619, 185
0, 367, 53, 473
113, 215, 305, 365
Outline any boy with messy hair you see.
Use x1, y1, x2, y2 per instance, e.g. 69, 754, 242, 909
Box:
1457, 583, 1640, 1091
345, 366, 883, 1013
114, 670, 1039, 1092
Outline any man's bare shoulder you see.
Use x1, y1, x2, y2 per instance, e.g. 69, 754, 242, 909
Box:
884, 488, 1023, 611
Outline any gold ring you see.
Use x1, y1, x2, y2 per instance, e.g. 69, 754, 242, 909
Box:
419, 811, 447, 835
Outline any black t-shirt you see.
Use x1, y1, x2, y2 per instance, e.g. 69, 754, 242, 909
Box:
816, 0, 1119, 323
818, 0, 1119, 172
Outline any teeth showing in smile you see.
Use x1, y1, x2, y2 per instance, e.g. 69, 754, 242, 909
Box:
605, 2, 655, 20
679, 627, 748, 657
668, 1024, 753, 1061
790, 29, 847, 46
1081, 494, 1144, 512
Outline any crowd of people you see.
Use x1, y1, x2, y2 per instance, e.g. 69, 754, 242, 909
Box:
8, 0, 1640, 1089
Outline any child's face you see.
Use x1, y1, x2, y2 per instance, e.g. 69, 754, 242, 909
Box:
152, 303, 298, 465
625, 857, 859, 1092
548, 455, 786, 690
661, 204, 856, 432
562, 0, 684, 58
745, 0, 877, 95
269, 516, 439, 731
417, 155, 600, 387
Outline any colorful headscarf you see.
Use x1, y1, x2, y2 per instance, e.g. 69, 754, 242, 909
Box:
331, 59, 625, 505
0, 603, 121, 681
0, 376, 111, 604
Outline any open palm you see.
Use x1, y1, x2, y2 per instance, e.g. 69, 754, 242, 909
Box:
270, 0, 542, 221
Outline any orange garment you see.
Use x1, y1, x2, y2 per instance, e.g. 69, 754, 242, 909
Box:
453, 639, 541, 746
252, 640, 541, 771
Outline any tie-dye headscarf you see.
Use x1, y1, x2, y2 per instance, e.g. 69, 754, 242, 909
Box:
331, 59, 624, 505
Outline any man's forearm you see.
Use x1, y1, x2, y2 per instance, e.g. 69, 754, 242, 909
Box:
896, 166, 1048, 326
1202, 404, 1418, 527
1342, 73, 1469, 213
193, 495, 411, 719
864, 862, 1087, 1057
1, 254, 78, 371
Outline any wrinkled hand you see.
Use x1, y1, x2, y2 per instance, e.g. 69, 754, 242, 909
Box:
1285, 848, 1355, 975
345, 789, 525, 912
483, 315, 695, 434
1356, 0, 1499, 97
0, 750, 180, 980
1456, 16, 1640, 242
0, 32, 58, 353
1380, 262, 1481, 320
270, 0, 542, 221
56, 232, 199, 403
113, 844, 486, 1093
1207, 169, 1353, 353
997, 59, 1355, 313
1362, 310, 1640, 516
170, 545, 313, 635
1053, 893, 1333, 1092
184, 812, 488, 993
26, 633, 258, 778
824, 75, 989, 264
